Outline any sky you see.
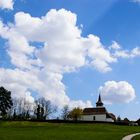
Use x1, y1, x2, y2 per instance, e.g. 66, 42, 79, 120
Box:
0, 0, 140, 120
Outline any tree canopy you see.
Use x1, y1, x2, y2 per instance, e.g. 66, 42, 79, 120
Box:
68, 107, 83, 121
0, 87, 13, 117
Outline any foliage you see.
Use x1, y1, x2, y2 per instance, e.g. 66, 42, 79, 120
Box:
68, 107, 83, 120
35, 104, 45, 120
116, 116, 121, 122
0, 87, 13, 117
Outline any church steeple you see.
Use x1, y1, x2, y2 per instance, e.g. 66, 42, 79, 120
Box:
96, 94, 103, 107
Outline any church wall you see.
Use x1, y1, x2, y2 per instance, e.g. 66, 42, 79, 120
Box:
82, 114, 106, 121
81, 114, 114, 122
106, 118, 114, 122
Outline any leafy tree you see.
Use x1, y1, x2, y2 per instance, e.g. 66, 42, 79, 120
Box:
123, 118, 130, 122
68, 107, 83, 121
36, 104, 41, 120
0, 87, 13, 118
116, 116, 121, 122
61, 105, 69, 120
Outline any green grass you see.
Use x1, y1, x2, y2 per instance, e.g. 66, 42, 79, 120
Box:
132, 134, 140, 140
0, 121, 139, 140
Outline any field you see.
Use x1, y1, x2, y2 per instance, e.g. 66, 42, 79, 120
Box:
0, 121, 140, 140
133, 135, 140, 140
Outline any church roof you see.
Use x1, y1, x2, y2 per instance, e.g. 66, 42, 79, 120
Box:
83, 107, 107, 115
106, 113, 116, 120
83, 107, 116, 120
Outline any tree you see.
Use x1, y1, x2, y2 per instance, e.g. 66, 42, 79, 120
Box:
68, 107, 83, 121
35, 104, 43, 120
116, 116, 121, 122
61, 105, 69, 120
0, 87, 13, 118
13, 109, 17, 120
123, 118, 130, 123
10, 98, 33, 120
34, 98, 57, 120
25, 110, 30, 120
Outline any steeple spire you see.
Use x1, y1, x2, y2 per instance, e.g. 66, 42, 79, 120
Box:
96, 94, 103, 107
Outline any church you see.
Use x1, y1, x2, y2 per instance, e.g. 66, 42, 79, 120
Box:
81, 94, 116, 122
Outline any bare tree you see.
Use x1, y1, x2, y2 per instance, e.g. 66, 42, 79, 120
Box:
10, 98, 34, 120
34, 97, 57, 120
61, 105, 69, 120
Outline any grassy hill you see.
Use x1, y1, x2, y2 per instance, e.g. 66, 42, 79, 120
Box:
0, 121, 139, 140
133, 135, 140, 140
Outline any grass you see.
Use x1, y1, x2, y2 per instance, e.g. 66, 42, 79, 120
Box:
132, 134, 140, 140
0, 121, 139, 140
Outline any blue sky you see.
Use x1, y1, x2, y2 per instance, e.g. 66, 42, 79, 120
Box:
0, 0, 140, 120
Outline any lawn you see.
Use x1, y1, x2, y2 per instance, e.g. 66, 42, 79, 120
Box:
0, 121, 139, 140
133, 134, 140, 140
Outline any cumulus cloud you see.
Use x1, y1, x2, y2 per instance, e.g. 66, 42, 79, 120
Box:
0, 9, 139, 108
0, 9, 94, 108
0, 0, 14, 10
109, 41, 140, 59
99, 81, 136, 104
114, 47, 140, 58
84, 35, 117, 72
109, 41, 121, 50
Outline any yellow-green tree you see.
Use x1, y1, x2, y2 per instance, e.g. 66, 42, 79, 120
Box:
69, 107, 83, 121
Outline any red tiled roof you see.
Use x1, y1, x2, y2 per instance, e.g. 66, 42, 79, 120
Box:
83, 107, 107, 115
106, 113, 116, 120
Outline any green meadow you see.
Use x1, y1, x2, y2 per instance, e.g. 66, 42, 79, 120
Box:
0, 121, 139, 140
133, 135, 140, 140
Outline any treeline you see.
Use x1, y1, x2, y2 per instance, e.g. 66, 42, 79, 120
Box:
1, 86, 140, 125
0, 86, 83, 121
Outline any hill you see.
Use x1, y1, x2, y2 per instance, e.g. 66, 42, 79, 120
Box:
0, 121, 139, 140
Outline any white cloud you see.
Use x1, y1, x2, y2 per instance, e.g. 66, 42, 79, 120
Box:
0, 0, 14, 10
84, 35, 117, 72
69, 100, 92, 109
13, 9, 117, 73
114, 47, 140, 58
99, 81, 136, 104
114, 50, 130, 58
109, 41, 140, 59
109, 41, 121, 50
0, 9, 139, 108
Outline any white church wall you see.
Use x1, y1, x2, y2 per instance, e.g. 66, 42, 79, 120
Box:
82, 114, 114, 122
106, 118, 114, 122
82, 114, 106, 121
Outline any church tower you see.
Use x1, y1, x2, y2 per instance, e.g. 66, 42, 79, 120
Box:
96, 94, 104, 108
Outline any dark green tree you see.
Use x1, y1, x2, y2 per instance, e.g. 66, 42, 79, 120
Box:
36, 104, 41, 120
116, 116, 121, 122
0, 87, 13, 118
